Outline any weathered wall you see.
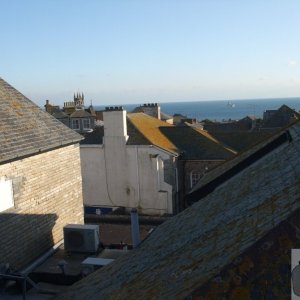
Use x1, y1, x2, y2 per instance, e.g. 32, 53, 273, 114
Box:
54, 124, 300, 300
80, 144, 175, 215
0, 144, 83, 270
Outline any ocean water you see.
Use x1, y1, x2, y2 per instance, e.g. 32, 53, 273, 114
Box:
95, 97, 300, 121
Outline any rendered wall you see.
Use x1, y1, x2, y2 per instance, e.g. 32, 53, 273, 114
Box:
80, 144, 175, 215
0, 144, 83, 269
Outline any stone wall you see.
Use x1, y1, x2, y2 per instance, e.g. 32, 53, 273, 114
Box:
0, 144, 83, 270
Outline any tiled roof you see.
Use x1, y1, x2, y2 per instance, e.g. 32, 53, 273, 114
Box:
262, 104, 300, 128
159, 126, 236, 160
188, 127, 291, 195
83, 113, 236, 159
70, 110, 92, 118
0, 78, 83, 164
51, 111, 69, 119
81, 126, 104, 144
127, 113, 178, 154
54, 121, 300, 300
208, 131, 273, 152
190, 207, 300, 298
160, 111, 172, 120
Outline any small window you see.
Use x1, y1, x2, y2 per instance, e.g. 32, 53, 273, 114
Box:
190, 171, 201, 189
0, 177, 14, 212
71, 119, 80, 130
83, 119, 91, 129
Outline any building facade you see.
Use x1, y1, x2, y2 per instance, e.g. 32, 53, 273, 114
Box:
45, 94, 95, 134
0, 78, 84, 270
81, 108, 177, 215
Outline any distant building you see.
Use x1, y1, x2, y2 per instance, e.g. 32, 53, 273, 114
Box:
44, 93, 96, 133
132, 103, 161, 119
80, 109, 235, 215
261, 104, 300, 129
0, 78, 84, 269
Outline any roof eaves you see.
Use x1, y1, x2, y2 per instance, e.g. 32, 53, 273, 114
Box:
0, 139, 81, 165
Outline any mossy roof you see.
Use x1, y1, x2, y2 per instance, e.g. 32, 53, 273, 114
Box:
127, 113, 178, 154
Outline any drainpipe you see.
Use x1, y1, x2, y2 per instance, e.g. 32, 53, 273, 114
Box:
20, 240, 63, 275
130, 208, 141, 248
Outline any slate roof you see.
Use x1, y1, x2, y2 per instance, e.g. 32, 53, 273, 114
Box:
54, 121, 300, 300
0, 78, 83, 164
159, 126, 236, 160
70, 110, 92, 118
261, 104, 300, 128
126, 113, 178, 154
190, 207, 300, 299
51, 111, 69, 119
160, 111, 172, 121
208, 131, 273, 152
81, 126, 104, 144
82, 113, 236, 158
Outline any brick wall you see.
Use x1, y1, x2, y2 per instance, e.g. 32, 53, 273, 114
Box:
0, 144, 83, 270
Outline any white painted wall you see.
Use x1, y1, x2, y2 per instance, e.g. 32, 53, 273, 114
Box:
81, 144, 175, 215
80, 109, 176, 215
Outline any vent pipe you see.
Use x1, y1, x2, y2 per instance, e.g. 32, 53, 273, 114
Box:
130, 208, 141, 248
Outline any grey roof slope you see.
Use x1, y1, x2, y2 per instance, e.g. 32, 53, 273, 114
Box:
54, 122, 300, 299
0, 78, 83, 164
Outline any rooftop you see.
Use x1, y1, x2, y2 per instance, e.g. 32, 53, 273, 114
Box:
0, 78, 83, 164
53, 120, 300, 299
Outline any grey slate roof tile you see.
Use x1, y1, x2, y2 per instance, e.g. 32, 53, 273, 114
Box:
0, 78, 83, 164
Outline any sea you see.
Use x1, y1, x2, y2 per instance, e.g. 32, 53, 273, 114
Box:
95, 97, 300, 122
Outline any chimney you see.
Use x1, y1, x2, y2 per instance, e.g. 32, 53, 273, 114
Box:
130, 208, 141, 248
103, 106, 128, 139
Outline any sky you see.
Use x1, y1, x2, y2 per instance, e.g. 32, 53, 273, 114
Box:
1, 0, 300, 106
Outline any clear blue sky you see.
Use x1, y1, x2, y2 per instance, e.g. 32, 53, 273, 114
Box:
1, 0, 300, 106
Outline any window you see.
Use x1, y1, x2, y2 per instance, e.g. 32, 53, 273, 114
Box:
83, 119, 91, 129
190, 171, 201, 189
71, 119, 80, 130
0, 177, 14, 212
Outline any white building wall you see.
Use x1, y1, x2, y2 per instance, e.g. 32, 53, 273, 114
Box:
80, 144, 175, 215
81, 108, 176, 215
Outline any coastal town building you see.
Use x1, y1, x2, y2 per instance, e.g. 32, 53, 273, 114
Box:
44, 94, 96, 133
81, 108, 178, 216
54, 119, 300, 300
0, 78, 84, 270
80, 108, 236, 215
132, 103, 173, 124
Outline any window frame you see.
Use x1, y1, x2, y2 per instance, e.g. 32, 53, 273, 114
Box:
83, 118, 91, 130
71, 118, 80, 130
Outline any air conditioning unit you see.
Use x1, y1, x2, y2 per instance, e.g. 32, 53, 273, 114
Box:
63, 224, 100, 253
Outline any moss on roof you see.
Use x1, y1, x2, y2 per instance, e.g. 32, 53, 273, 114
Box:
127, 113, 178, 154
